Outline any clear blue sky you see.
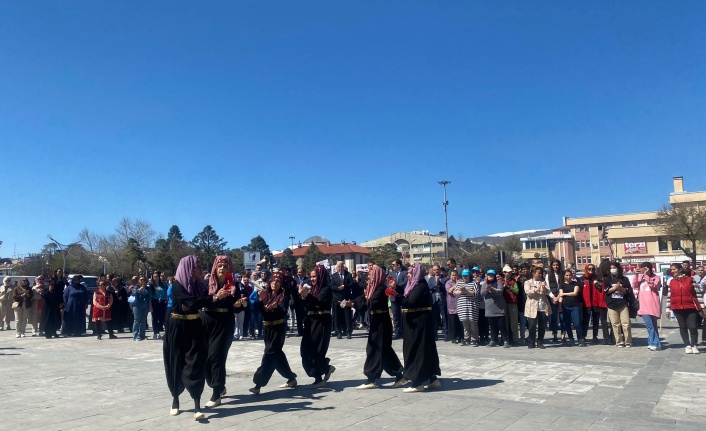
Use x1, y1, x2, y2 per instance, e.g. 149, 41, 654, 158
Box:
2, 1, 705, 257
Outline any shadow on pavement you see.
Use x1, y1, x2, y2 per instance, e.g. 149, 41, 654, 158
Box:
207, 397, 333, 420
435, 378, 503, 391
0, 347, 24, 350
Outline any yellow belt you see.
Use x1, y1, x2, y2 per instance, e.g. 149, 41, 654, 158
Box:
401, 307, 432, 314
170, 313, 200, 320
370, 309, 389, 315
203, 308, 231, 313
263, 319, 285, 326
307, 310, 331, 316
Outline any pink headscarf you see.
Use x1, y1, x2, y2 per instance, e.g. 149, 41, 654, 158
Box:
365, 265, 386, 300
175, 255, 206, 296
208, 255, 234, 295
405, 263, 426, 297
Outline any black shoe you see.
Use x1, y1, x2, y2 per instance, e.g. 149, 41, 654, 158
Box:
346, 334, 352, 339
109, 334, 118, 339
528, 344, 535, 349
538, 343, 546, 349
336, 334, 342, 340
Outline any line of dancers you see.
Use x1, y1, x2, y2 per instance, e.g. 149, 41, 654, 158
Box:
163, 255, 441, 421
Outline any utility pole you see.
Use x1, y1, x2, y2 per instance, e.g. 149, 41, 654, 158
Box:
438, 181, 451, 261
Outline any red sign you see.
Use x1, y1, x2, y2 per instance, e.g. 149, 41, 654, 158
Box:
624, 241, 647, 255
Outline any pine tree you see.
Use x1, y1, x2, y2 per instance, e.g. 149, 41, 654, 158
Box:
300, 243, 326, 274
191, 225, 228, 270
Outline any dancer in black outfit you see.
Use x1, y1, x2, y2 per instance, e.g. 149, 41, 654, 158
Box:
203, 256, 237, 408
299, 264, 336, 388
163, 255, 230, 421
355, 264, 405, 389
396, 263, 441, 393
250, 272, 297, 394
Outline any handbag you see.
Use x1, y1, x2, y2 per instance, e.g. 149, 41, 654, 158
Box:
128, 294, 136, 304
628, 288, 639, 319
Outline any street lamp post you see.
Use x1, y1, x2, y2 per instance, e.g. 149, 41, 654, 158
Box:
289, 236, 295, 248
438, 181, 451, 261
47, 235, 67, 273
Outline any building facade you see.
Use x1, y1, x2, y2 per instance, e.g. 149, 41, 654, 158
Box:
361, 231, 447, 265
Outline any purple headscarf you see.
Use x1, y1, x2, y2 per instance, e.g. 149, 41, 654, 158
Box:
175, 255, 206, 297
405, 263, 426, 297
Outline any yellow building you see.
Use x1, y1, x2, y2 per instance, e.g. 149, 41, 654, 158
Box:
563, 177, 706, 272
361, 231, 447, 265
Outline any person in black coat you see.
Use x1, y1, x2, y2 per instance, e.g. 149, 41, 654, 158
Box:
354, 265, 404, 389
41, 280, 62, 338
250, 272, 297, 394
330, 261, 354, 339
395, 263, 441, 393
299, 264, 336, 388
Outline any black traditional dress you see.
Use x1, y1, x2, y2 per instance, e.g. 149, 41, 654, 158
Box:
253, 291, 296, 387
201, 291, 236, 395
300, 283, 333, 381
356, 285, 403, 383
401, 279, 441, 386
163, 280, 214, 400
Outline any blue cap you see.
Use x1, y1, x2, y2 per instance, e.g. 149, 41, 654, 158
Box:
472, 267, 480, 272
486, 269, 496, 275
461, 269, 470, 276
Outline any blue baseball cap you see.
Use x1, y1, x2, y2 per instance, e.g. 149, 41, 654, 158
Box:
486, 269, 496, 275
472, 267, 480, 272
461, 269, 470, 276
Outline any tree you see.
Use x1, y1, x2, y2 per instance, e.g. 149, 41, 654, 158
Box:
368, 243, 401, 269
242, 235, 273, 267
125, 238, 146, 273
500, 235, 523, 266
300, 243, 326, 273
192, 225, 228, 270
167, 225, 183, 242
229, 249, 245, 273
657, 204, 706, 265
279, 248, 298, 271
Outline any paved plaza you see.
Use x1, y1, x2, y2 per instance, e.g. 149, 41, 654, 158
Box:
1, 319, 706, 431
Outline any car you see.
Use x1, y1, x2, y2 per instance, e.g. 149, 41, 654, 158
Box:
67, 274, 99, 293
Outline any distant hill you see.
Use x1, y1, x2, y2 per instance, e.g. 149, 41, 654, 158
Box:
467, 229, 552, 246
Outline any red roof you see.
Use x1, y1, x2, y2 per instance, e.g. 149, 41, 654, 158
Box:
274, 243, 371, 258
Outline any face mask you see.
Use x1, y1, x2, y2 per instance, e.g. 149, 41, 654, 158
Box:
610, 269, 618, 275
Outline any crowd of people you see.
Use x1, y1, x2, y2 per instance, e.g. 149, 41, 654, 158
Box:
2, 255, 705, 421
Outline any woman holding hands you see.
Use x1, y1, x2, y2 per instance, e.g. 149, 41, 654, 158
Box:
299, 264, 335, 388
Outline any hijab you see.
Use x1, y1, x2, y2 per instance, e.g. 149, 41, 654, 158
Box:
405, 263, 426, 297
311, 264, 329, 297
175, 255, 206, 296
208, 255, 234, 295
262, 272, 285, 308
365, 264, 386, 300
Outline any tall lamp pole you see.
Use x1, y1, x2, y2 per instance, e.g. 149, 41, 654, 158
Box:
289, 236, 295, 248
47, 235, 68, 273
438, 181, 451, 261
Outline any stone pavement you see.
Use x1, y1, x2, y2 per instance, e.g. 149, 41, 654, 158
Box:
1, 318, 705, 431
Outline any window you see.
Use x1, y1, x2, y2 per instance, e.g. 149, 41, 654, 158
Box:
621, 222, 638, 228
646, 221, 655, 226
658, 237, 668, 252
598, 225, 603, 231
671, 240, 682, 251
587, 257, 592, 264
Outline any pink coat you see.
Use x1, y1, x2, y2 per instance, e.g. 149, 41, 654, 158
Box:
633, 273, 661, 318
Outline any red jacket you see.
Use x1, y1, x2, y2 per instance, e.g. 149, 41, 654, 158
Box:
92, 289, 113, 322
581, 277, 606, 308
669, 276, 701, 311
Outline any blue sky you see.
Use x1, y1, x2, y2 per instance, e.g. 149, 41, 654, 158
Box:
2, 1, 705, 257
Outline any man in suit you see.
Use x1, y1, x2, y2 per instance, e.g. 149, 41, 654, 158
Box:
427, 264, 448, 340
330, 261, 354, 339
390, 259, 407, 340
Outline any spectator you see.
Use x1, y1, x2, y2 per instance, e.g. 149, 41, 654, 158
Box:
503, 270, 520, 345
634, 262, 662, 351
445, 270, 462, 343
482, 270, 508, 348
473, 267, 489, 344
545, 259, 564, 343
455, 269, 480, 346
605, 262, 633, 347
112, 277, 130, 333
131, 275, 152, 341
559, 269, 584, 346
427, 265, 448, 340
93, 280, 116, 340
30, 276, 45, 336
150, 272, 168, 340
516, 264, 531, 344
249, 275, 264, 339
390, 259, 407, 340
668, 263, 702, 354
524, 267, 551, 349
40, 279, 62, 338
1, 276, 14, 330
62, 275, 88, 337
233, 274, 248, 340
12, 277, 33, 338
696, 266, 706, 345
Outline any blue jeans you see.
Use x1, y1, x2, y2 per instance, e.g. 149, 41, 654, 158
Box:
249, 308, 263, 336
550, 302, 563, 335
132, 306, 148, 340
561, 306, 582, 340
642, 315, 661, 348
